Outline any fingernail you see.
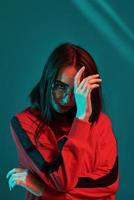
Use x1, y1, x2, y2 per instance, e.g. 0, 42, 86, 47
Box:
81, 66, 85, 69
79, 67, 85, 72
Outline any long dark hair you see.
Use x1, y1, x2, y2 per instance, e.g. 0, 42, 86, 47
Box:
28, 43, 104, 147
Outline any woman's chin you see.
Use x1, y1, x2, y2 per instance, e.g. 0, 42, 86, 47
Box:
58, 107, 71, 113
55, 104, 72, 113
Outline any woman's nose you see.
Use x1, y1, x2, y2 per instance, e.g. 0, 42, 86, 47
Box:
61, 92, 72, 104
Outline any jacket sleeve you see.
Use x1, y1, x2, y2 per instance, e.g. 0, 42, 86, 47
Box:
10, 113, 119, 197
72, 115, 119, 198
10, 114, 91, 192
10, 124, 27, 169
47, 115, 119, 197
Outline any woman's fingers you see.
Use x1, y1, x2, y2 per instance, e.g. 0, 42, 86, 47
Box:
8, 173, 20, 187
9, 175, 19, 190
8, 174, 18, 190
74, 66, 85, 89
78, 74, 102, 92
6, 168, 16, 179
9, 171, 28, 190
6, 168, 23, 179
90, 84, 100, 90
89, 78, 102, 84
6, 168, 28, 190
78, 77, 101, 90
74, 66, 100, 90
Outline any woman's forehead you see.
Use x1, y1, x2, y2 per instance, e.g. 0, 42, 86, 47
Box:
56, 65, 78, 86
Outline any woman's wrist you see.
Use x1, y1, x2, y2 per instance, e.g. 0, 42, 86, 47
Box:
27, 171, 45, 196
76, 113, 90, 122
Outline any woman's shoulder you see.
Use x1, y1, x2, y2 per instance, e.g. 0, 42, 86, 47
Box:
95, 111, 112, 128
10, 106, 42, 126
9, 107, 45, 138
100, 111, 111, 121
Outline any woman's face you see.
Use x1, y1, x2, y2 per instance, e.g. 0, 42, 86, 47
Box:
51, 65, 78, 113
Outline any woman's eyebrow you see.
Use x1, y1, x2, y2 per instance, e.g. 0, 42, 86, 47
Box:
56, 80, 70, 87
56, 80, 74, 89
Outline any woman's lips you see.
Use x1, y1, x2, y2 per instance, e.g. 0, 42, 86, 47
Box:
58, 104, 70, 109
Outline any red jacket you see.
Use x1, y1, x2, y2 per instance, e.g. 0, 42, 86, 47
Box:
10, 107, 119, 200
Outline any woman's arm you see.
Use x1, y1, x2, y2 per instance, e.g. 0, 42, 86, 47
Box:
6, 167, 45, 196
10, 114, 91, 192
10, 112, 119, 198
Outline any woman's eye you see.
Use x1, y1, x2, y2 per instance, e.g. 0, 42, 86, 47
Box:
53, 81, 66, 90
58, 84, 65, 89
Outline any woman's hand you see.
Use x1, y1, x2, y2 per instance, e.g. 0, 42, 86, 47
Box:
6, 168, 45, 197
74, 66, 102, 121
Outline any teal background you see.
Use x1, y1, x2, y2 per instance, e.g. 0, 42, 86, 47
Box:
0, 0, 134, 199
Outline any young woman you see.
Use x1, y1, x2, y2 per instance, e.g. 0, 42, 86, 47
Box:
6, 43, 119, 200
